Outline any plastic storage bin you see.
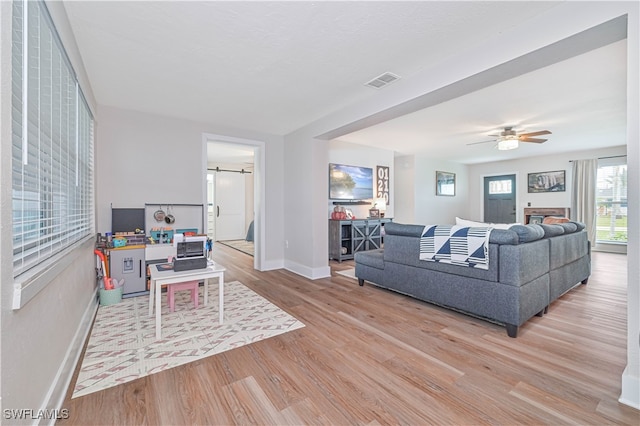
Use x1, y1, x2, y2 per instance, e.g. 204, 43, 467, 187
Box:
99, 286, 123, 306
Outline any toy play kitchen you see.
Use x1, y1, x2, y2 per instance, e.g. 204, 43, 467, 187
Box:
97, 203, 207, 298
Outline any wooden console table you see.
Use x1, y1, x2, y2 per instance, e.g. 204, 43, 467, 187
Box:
524, 207, 570, 224
329, 218, 392, 262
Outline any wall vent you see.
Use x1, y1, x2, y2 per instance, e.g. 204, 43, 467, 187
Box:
365, 72, 400, 89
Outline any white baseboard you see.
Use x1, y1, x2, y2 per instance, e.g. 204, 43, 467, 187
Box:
256, 258, 332, 279
39, 290, 98, 426
259, 259, 285, 271
620, 366, 640, 409
284, 259, 331, 280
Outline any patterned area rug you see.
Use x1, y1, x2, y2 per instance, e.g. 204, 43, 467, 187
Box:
73, 281, 304, 398
217, 239, 254, 256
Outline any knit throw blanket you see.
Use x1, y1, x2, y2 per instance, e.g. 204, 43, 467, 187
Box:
419, 225, 492, 270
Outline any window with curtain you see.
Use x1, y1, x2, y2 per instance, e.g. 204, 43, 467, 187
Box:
11, 0, 94, 277
596, 158, 627, 244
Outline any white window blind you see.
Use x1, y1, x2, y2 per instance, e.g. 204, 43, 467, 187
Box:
12, 0, 94, 277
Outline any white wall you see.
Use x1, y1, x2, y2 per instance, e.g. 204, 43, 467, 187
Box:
394, 155, 416, 224
96, 106, 285, 266
467, 145, 627, 224
392, 155, 469, 226
414, 157, 469, 225
621, 1, 639, 408
282, 130, 331, 279
1, 0, 99, 420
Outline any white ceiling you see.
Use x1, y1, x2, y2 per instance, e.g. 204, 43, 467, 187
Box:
62, 1, 628, 165
337, 39, 627, 164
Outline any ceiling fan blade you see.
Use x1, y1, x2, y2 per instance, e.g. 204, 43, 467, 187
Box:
518, 130, 551, 138
520, 138, 547, 143
466, 139, 496, 146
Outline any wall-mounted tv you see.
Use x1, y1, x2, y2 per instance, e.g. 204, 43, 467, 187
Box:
329, 163, 374, 200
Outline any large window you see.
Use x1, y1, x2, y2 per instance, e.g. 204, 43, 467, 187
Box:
12, 0, 94, 277
596, 158, 627, 244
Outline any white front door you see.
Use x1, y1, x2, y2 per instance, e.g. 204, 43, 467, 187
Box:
214, 172, 246, 241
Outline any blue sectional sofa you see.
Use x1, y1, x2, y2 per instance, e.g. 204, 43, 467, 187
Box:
355, 221, 590, 338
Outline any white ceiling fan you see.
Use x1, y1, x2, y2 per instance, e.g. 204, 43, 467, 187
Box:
468, 126, 552, 150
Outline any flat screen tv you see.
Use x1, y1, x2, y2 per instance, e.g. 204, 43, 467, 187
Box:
329, 163, 374, 200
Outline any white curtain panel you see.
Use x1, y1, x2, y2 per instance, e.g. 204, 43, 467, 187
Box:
571, 159, 598, 246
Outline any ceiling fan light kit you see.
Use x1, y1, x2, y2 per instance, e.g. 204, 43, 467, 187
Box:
468, 126, 552, 150
497, 137, 519, 150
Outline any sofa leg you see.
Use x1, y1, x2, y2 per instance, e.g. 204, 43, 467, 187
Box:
358, 278, 364, 287
535, 309, 544, 317
505, 324, 518, 338
544, 305, 549, 314
581, 277, 589, 285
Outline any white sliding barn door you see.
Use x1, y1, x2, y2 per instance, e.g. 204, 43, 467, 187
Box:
214, 172, 246, 241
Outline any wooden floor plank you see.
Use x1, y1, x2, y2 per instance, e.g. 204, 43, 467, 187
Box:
59, 247, 639, 425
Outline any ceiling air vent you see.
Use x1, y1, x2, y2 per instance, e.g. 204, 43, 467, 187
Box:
365, 72, 400, 89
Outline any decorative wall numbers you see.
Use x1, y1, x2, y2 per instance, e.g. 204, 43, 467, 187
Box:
376, 166, 390, 204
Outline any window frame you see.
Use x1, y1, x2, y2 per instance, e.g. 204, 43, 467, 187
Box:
11, 0, 95, 309
595, 156, 627, 250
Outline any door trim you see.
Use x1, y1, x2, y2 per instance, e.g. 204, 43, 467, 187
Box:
479, 171, 521, 223
202, 133, 265, 271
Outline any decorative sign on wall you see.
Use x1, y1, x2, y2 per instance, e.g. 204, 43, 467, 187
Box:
376, 165, 390, 204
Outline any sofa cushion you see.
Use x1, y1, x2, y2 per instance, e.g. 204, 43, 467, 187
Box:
509, 224, 545, 243
384, 222, 424, 237
571, 221, 586, 231
539, 224, 565, 238
383, 232, 500, 282
558, 222, 578, 234
387, 222, 520, 245
488, 229, 519, 245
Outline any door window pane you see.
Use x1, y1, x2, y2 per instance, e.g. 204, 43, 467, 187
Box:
489, 180, 512, 194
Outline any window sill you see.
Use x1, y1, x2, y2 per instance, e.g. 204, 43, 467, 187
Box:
12, 236, 94, 310
594, 241, 627, 254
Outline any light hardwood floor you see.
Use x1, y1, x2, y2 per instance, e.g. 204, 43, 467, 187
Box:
59, 246, 638, 425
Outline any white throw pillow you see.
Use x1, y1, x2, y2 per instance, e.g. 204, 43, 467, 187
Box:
455, 217, 519, 230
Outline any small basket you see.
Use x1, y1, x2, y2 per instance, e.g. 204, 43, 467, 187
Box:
99, 286, 123, 306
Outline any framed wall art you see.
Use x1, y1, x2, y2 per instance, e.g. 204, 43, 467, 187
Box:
527, 170, 566, 193
436, 171, 456, 196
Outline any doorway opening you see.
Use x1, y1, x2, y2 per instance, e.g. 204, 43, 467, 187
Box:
204, 134, 265, 270
483, 174, 517, 223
